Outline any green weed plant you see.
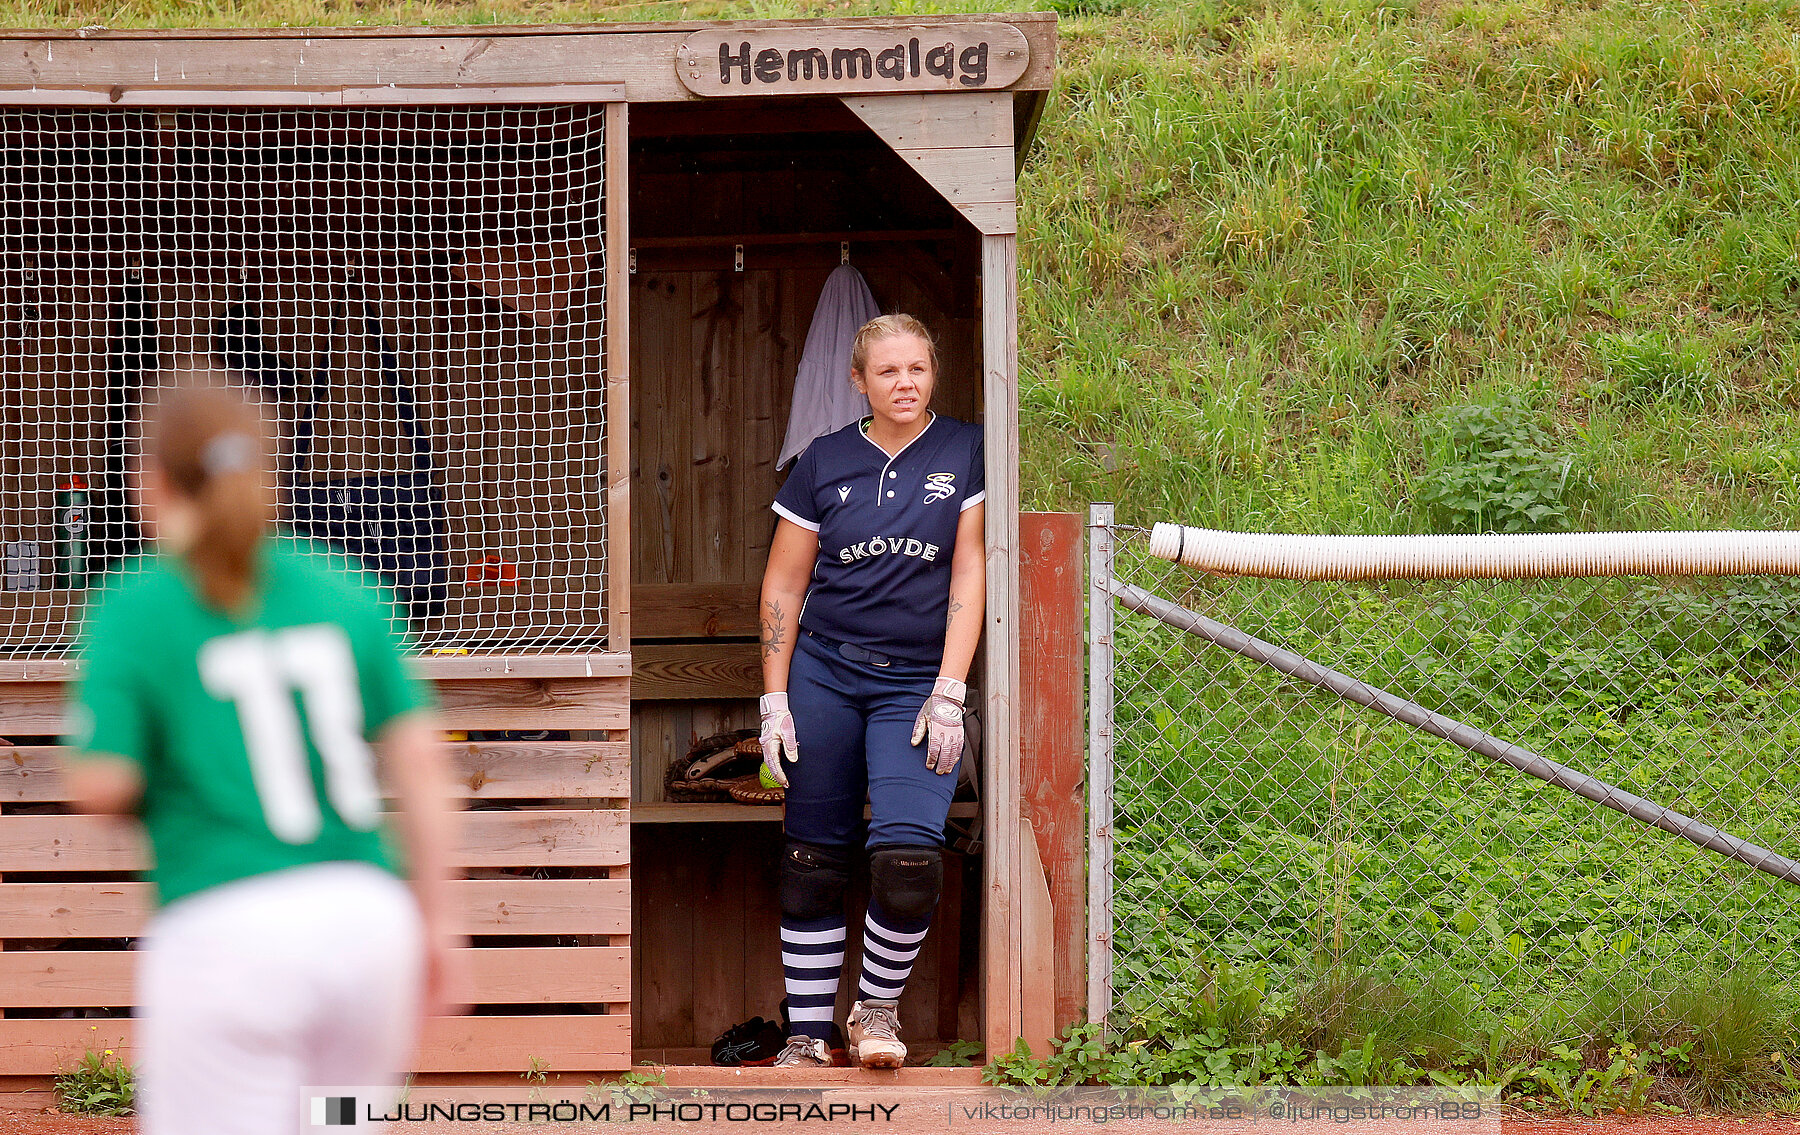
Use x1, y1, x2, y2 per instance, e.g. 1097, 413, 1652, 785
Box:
1416, 399, 1576, 532
55, 1050, 135, 1117
927, 1039, 988, 1067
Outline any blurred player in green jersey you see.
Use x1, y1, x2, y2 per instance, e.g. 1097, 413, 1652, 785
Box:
63, 380, 462, 1135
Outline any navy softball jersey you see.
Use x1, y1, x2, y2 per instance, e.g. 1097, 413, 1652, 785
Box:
772, 412, 985, 665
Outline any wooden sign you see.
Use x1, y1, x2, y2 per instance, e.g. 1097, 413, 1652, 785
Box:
677, 24, 1030, 98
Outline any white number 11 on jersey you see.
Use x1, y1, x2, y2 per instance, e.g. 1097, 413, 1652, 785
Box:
198, 625, 383, 844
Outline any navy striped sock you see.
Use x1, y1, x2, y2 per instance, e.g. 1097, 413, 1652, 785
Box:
857, 901, 931, 1004
781, 915, 846, 1044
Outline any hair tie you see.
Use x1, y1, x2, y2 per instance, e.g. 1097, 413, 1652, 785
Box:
201, 432, 258, 477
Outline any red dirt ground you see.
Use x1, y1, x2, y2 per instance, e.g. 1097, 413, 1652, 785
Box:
0, 1119, 132, 1135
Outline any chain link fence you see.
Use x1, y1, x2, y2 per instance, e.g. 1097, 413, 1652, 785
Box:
1089, 511, 1800, 1044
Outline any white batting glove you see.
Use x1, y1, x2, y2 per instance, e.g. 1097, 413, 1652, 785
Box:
759, 692, 799, 788
910, 677, 967, 776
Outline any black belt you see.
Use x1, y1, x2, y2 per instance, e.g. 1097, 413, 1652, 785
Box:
805, 628, 892, 667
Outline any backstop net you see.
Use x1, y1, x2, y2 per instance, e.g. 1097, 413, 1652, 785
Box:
0, 104, 610, 656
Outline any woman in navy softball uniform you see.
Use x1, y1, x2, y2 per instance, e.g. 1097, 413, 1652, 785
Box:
757, 314, 986, 1070
770, 414, 984, 670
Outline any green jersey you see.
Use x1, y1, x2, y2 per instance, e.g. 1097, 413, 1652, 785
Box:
68, 538, 434, 908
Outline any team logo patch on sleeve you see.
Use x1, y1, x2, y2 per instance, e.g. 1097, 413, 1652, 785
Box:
924, 472, 958, 503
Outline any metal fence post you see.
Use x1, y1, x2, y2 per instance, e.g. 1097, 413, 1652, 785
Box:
1087, 502, 1116, 1027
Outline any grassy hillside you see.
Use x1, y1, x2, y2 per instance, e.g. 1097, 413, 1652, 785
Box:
1019, 0, 1800, 536
9, 0, 1800, 540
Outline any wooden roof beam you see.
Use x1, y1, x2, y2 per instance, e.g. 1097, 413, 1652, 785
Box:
843, 92, 1016, 237
0, 15, 1055, 105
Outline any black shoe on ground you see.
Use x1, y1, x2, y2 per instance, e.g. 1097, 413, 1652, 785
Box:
711, 1015, 786, 1066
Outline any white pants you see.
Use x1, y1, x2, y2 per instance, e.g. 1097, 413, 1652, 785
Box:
138, 861, 425, 1135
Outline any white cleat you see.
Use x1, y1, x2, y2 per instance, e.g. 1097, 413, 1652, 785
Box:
771, 1035, 834, 1068
847, 998, 906, 1069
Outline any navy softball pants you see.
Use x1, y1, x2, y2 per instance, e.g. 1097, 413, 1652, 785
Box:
783, 630, 955, 851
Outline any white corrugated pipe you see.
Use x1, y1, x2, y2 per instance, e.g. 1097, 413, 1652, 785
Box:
1148, 524, 1800, 581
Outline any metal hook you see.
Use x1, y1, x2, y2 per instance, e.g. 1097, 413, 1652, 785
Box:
734, 243, 744, 273
628, 247, 638, 275
840, 240, 850, 265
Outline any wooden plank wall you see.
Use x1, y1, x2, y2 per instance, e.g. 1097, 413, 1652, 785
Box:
0, 669, 632, 1077
627, 265, 806, 641
630, 826, 979, 1059
627, 263, 807, 799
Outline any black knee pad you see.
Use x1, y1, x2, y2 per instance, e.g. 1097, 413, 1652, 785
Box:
780, 840, 851, 921
868, 845, 944, 923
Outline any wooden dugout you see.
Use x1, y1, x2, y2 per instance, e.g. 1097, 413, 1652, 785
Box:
0, 12, 1075, 1084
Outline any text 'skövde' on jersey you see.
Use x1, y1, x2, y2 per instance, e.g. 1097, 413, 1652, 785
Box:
837, 536, 942, 564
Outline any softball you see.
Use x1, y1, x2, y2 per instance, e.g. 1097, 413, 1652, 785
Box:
758, 764, 781, 790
